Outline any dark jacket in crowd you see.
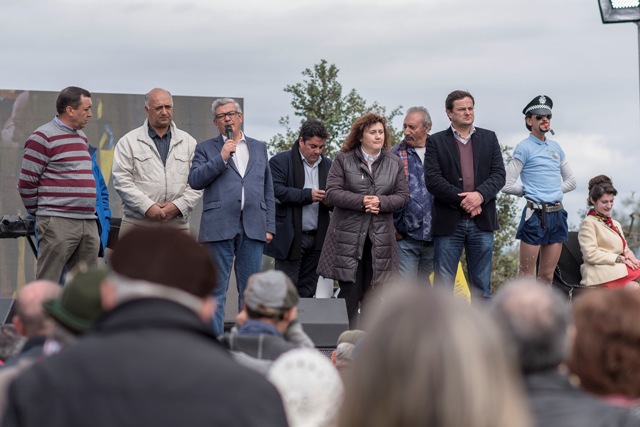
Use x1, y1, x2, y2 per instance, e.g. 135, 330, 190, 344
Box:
317, 148, 409, 284
264, 141, 332, 260
424, 127, 505, 236
1, 299, 289, 427
525, 369, 640, 427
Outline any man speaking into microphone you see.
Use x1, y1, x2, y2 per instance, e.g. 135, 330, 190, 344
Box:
188, 98, 275, 337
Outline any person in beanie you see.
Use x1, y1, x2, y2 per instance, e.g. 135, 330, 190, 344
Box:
2, 227, 288, 427
221, 270, 315, 374
503, 95, 576, 284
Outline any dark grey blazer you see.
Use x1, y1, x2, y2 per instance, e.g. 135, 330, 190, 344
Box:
424, 127, 505, 236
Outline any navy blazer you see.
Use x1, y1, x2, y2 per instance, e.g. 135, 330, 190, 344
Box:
188, 134, 275, 243
264, 148, 331, 260
424, 127, 505, 235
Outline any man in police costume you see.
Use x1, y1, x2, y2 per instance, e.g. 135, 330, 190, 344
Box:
502, 95, 576, 284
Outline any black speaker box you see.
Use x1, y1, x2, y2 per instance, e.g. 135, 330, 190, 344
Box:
296, 298, 349, 348
0, 299, 16, 324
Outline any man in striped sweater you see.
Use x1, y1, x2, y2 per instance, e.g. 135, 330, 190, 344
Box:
17, 86, 99, 282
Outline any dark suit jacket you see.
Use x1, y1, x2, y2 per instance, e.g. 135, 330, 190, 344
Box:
264, 145, 331, 260
424, 127, 505, 236
188, 134, 275, 243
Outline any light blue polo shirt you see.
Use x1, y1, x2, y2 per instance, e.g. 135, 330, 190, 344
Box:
513, 134, 565, 204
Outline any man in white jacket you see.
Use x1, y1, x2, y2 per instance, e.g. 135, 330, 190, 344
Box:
112, 88, 202, 236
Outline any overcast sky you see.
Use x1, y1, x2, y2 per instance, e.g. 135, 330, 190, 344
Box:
2, 0, 638, 228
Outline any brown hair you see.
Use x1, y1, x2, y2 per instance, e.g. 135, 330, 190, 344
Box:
445, 90, 474, 111
569, 289, 640, 397
587, 175, 617, 206
111, 227, 218, 298
341, 113, 392, 152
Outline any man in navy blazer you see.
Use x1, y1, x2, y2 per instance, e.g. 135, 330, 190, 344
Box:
424, 90, 505, 301
264, 119, 332, 297
188, 98, 275, 336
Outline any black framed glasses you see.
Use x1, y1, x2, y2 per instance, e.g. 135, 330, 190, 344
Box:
535, 114, 552, 120
215, 111, 240, 120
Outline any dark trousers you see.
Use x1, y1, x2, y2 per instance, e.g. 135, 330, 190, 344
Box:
339, 237, 373, 329
275, 233, 321, 298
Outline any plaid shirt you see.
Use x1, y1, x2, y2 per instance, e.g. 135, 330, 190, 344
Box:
391, 140, 434, 241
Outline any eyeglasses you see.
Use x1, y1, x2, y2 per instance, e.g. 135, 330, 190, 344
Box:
535, 114, 552, 120
214, 111, 240, 120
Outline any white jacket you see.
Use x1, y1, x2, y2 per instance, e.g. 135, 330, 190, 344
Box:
112, 120, 202, 226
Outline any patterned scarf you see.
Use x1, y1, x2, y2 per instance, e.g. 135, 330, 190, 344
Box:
587, 208, 626, 251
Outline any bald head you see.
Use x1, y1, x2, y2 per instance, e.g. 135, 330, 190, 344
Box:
144, 88, 173, 135
13, 280, 61, 337
491, 279, 569, 373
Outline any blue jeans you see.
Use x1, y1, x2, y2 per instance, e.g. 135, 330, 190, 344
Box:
396, 236, 434, 283
204, 232, 265, 337
434, 219, 494, 300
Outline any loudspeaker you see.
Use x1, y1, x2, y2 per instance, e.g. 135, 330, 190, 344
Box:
297, 298, 349, 348
0, 299, 16, 324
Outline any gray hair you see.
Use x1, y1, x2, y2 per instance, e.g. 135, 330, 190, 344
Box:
107, 274, 205, 314
211, 98, 243, 115
406, 106, 432, 128
334, 342, 355, 362
0, 325, 25, 361
491, 279, 570, 373
144, 88, 173, 107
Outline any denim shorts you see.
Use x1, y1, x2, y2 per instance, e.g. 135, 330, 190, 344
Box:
516, 207, 568, 245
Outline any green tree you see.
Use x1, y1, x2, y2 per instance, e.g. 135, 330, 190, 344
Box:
491, 146, 520, 292
614, 192, 640, 252
269, 59, 403, 157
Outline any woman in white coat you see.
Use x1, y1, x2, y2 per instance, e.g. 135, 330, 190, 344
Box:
578, 175, 640, 288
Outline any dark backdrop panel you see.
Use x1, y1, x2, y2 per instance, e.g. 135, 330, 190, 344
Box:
0, 89, 242, 296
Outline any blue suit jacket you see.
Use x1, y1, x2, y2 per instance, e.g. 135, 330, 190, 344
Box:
188, 134, 275, 243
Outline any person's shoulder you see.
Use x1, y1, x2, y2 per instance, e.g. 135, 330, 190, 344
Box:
172, 125, 197, 144
245, 135, 266, 146
390, 140, 406, 154
384, 149, 402, 163
579, 215, 598, 229
270, 148, 293, 161
198, 135, 220, 147
429, 128, 452, 140
473, 127, 497, 137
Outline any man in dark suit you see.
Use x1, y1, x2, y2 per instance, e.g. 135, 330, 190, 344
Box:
188, 98, 275, 336
424, 90, 505, 300
265, 119, 332, 297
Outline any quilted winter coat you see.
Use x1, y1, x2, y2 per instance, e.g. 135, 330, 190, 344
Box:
316, 148, 409, 284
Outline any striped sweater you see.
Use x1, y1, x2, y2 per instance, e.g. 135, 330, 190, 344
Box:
17, 119, 97, 219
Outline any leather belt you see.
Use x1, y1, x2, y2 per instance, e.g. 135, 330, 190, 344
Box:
526, 201, 563, 229
301, 230, 317, 236
526, 201, 563, 213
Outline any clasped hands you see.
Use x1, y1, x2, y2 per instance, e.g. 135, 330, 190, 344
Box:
459, 191, 483, 218
363, 195, 380, 214
621, 253, 640, 270
145, 202, 180, 222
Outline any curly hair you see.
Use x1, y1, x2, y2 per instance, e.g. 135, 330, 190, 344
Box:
341, 113, 392, 152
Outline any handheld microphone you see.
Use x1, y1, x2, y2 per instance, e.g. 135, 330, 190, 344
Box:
225, 125, 234, 157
